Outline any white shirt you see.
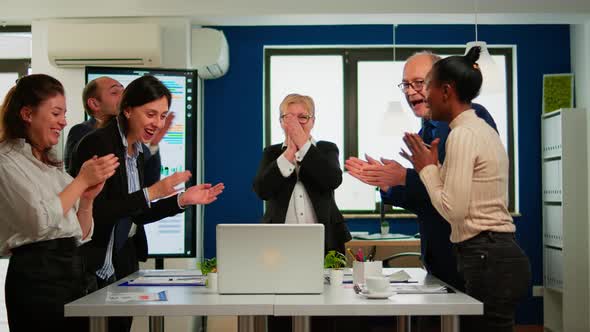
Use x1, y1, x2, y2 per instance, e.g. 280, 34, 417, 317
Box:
276, 138, 319, 224
0, 139, 92, 255
419, 110, 515, 243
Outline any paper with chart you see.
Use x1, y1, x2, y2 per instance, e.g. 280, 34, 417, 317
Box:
107, 291, 168, 302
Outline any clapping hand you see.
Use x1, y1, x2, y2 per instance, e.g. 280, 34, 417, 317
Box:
283, 136, 297, 163
179, 183, 225, 206
345, 154, 407, 192
78, 154, 119, 188
282, 114, 309, 148
82, 181, 106, 200
401, 133, 440, 172
148, 171, 192, 200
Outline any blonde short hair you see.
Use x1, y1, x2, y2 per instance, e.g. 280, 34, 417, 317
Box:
279, 93, 315, 117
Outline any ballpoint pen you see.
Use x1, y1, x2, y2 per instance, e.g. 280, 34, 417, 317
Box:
346, 248, 357, 262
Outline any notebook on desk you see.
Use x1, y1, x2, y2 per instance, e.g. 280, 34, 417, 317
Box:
216, 224, 325, 294
353, 233, 414, 240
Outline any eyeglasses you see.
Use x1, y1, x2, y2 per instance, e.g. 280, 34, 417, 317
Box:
280, 113, 313, 124
397, 79, 425, 93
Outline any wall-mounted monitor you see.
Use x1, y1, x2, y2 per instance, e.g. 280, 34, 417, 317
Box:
85, 66, 197, 258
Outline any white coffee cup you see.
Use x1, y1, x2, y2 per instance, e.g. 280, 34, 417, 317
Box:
352, 261, 383, 285
365, 276, 389, 293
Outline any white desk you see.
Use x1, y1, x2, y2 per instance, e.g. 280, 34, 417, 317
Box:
276, 268, 482, 332
65, 268, 482, 332
64, 270, 274, 332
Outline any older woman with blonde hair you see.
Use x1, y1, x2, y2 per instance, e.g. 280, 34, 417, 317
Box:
253, 92, 352, 332
253, 93, 351, 253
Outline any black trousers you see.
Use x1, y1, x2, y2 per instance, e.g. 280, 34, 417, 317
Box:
456, 231, 531, 332
86, 237, 140, 332
5, 237, 89, 332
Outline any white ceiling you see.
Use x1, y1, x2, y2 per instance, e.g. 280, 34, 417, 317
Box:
1, 0, 590, 25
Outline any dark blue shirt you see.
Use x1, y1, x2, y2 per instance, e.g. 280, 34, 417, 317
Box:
381, 103, 497, 290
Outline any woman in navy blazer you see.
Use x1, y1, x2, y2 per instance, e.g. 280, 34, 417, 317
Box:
71, 75, 223, 332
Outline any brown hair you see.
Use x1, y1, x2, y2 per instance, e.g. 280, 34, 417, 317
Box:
0, 74, 65, 167
82, 78, 100, 117
117, 75, 171, 136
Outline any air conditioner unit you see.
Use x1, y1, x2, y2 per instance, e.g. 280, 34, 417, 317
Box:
191, 28, 229, 79
48, 23, 162, 68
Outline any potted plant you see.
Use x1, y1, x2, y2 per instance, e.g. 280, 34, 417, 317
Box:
198, 257, 217, 289
324, 250, 347, 287
380, 220, 390, 236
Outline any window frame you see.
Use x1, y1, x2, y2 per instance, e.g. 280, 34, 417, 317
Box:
264, 45, 517, 214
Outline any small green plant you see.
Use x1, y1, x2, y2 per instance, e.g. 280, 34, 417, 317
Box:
324, 250, 347, 269
198, 257, 217, 275
381, 220, 388, 227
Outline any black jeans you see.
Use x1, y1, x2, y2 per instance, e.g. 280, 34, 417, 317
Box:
455, 232, 531, 332
5, 237, 89, 332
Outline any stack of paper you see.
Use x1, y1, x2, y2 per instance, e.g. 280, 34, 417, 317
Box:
127, 275, 205, 286
388, 270, 411, 282
389, 284, 448, 294
353, 233, 413, 240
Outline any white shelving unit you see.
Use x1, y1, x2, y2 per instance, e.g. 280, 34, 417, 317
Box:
541, 108, 589, 332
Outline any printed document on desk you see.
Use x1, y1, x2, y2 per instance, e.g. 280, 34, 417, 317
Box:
107, 290, 168, 302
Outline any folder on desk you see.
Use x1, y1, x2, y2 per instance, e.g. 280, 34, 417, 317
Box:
390, 284, 449, 294
353, 233, 414, 240
120, 275, 206, 287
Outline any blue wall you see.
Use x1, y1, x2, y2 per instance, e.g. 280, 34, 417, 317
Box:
203, 24, 571, 324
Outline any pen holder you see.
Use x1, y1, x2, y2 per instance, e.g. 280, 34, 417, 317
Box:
352, 260, 382, 285
206, 272, 218, 292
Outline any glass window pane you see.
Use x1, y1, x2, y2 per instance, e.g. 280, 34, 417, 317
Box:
472, 55, 509, 149
438, 54, 509, 150
0, 73, 18, 104
267, 48, 514, 213
357, 61, 421, 168
269, 55, 344, 166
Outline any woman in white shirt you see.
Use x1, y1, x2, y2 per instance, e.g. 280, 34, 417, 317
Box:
402, 48, 530, 332
0, 74, 119, 332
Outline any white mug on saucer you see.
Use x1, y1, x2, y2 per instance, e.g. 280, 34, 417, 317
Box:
365, 276, 389, 294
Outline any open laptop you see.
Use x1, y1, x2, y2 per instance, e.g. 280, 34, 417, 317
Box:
216, 224, 324, 294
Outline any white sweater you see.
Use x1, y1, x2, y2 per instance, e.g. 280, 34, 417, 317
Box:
419, 110, 515, 243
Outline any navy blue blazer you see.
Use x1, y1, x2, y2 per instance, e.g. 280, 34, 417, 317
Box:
69, 119, 182, 274
64, 117, 162, 186
381, 103, 498, 290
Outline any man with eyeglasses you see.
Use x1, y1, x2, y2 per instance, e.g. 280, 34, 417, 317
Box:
346, 51, 497, 292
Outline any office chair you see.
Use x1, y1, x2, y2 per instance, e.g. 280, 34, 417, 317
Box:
382, 252, 423, 268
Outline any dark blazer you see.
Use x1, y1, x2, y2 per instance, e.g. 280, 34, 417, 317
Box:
64, 117, 162, 186
253, 141, 351, 253
381, 103, 498, 290
69, 118, 182, 274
